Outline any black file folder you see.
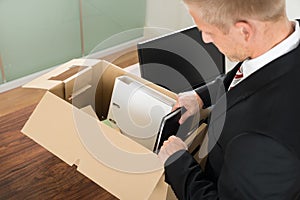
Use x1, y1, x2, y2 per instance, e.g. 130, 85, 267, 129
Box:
153, 107, 198, 154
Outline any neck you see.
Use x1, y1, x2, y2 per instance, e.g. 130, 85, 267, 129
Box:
249, 18, 294, 59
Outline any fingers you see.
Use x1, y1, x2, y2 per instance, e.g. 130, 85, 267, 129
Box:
172, 101, 181, 112
158, 146, 169, 164
172, 91, 203, 124
162, 136, 187, 152
168, 135, 177, 141
158, 136, 187, 164
179, 109, 192, 124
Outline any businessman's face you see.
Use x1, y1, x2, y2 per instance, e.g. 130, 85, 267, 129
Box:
187, 4, 250, 62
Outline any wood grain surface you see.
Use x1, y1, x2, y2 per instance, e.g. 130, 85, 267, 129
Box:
0, 49, 138, 199
0, 89, 118, 200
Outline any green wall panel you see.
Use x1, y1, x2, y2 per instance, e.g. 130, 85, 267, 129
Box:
82, 0, 146, 55
0, 0, 146, 84
0, 0, 81, 83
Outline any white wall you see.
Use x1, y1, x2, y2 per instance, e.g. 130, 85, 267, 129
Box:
145, 0, 193, 31
226, 0, 300, 71
145, 0, 235, 71
146, 0, 300, 72
287, 0, 300, 19
145, 0, 300, 30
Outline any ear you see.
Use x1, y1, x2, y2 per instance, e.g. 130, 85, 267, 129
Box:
235, 21, 253, 42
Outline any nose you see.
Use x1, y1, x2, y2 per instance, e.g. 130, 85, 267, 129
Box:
202, 32, 213, 43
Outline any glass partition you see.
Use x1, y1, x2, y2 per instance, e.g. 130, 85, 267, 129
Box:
0, 0, 146, 84
82, 0, 146, 55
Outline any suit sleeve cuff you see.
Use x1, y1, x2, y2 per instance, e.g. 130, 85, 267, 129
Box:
164, 150, 191, 183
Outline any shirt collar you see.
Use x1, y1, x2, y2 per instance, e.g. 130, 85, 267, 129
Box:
242, 20, 300, 78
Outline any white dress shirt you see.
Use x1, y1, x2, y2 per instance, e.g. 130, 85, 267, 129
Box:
231, 20, 300, 87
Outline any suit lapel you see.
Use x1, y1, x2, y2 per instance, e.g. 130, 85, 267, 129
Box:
212, 46, 300, 121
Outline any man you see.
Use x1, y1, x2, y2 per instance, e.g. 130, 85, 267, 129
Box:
158, 0, 300, 199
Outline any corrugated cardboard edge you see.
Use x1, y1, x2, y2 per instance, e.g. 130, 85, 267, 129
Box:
81, 105, 98, 119
22, 91, 167, 200
20, 58, 200, 199
149, 176, 169, 200
22, 59, 100, 90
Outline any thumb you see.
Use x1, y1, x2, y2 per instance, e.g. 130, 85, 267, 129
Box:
179, 111, 190, 124
172, 101, 181, 112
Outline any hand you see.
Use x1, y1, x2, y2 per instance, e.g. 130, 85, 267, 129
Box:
173, 91, 204, 124
158, 136, 188, 164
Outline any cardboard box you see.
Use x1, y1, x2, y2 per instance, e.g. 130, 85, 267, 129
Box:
21, 59, 207, 200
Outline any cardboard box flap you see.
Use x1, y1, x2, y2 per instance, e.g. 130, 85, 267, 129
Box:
22, 91, 166, 200
148, 176, 169, 200
75, 109, 164, 172
81, 105, 98, 119
23, 59, 100, 90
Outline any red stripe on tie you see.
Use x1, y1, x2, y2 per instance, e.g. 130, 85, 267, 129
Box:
229, 65, 244, 90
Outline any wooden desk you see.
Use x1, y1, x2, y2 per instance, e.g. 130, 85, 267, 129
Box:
0, 47, 140, 199
0, 87, 117, 199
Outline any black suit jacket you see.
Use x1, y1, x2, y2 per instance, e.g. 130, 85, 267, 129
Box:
164, 26, 300, 199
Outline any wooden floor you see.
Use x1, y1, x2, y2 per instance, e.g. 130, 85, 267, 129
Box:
0, 48, 138, 199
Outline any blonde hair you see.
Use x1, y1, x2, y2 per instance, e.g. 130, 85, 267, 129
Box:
184, 0, 287, 33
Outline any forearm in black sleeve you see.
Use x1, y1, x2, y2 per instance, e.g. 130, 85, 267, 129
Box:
194, 63, 242, 108
164, 133, 300, 200
164, 150, 218, 200
194, 74, 226, 108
